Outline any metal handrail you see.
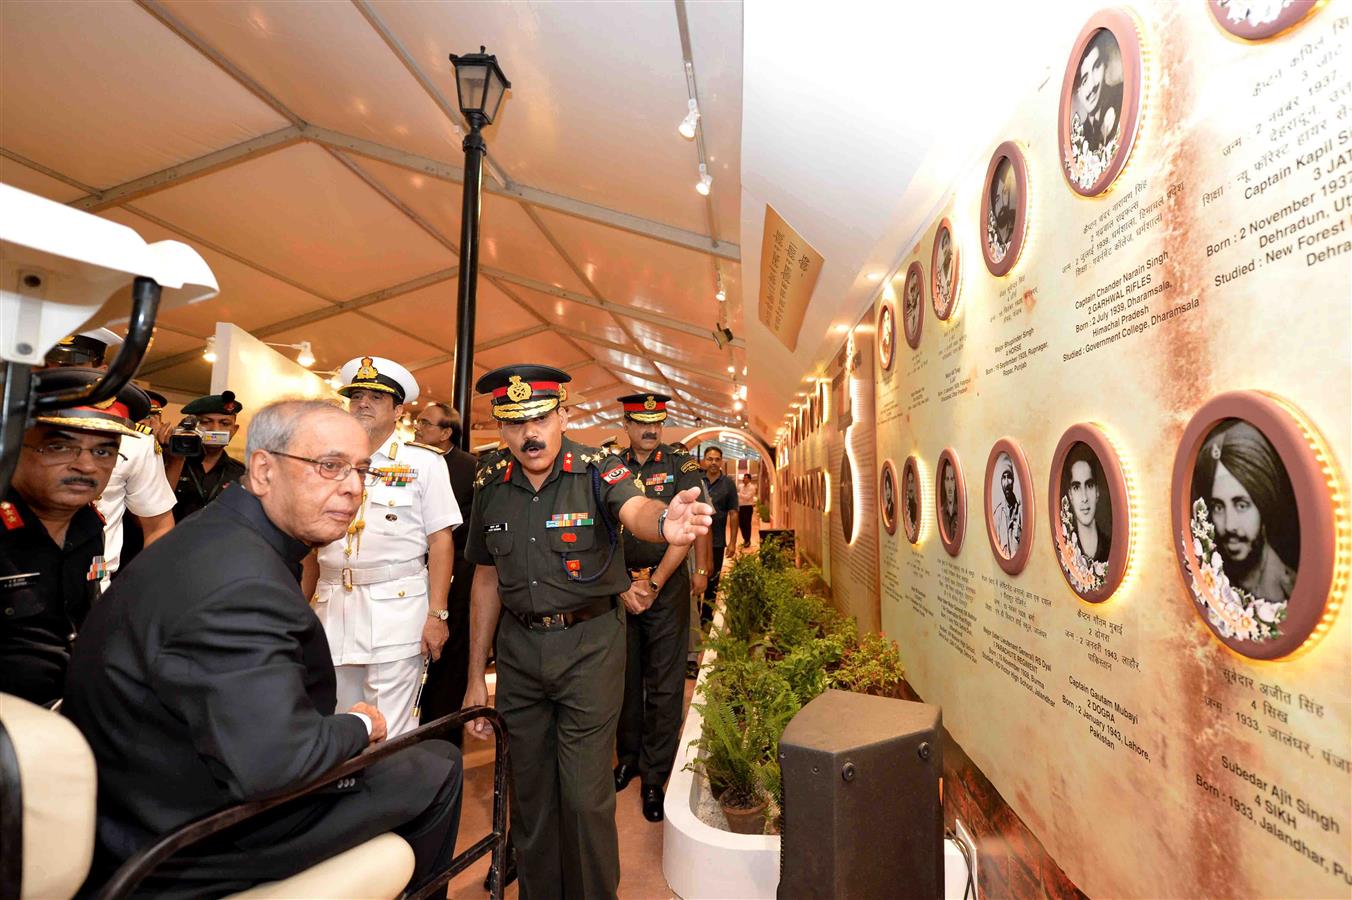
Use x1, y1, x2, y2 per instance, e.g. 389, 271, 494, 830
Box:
97, 706, 510, 900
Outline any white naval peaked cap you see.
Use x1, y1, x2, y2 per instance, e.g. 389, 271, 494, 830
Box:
336, 355, 420, 405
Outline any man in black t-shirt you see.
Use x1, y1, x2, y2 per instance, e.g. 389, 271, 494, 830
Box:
699, 446, 739, 626
164, 391, 246, 523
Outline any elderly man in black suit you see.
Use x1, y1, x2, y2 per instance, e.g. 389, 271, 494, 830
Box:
63, 398, 463, 897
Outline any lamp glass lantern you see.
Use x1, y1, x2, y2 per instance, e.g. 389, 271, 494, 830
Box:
449, 46, 512, 127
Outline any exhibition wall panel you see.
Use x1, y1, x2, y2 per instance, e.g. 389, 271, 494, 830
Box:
827, 324, 882, 632
870, 2, 1349, 897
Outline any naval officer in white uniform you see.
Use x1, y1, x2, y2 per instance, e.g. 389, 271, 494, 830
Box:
302, 356, 461, 737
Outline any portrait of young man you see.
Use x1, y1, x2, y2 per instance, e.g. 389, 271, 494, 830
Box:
1071, 28, 1124, 157
1192, 419, 1299, 604
1061, 443, 1111, 565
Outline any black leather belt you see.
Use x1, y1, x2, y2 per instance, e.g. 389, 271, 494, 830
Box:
511, 597, 615, 631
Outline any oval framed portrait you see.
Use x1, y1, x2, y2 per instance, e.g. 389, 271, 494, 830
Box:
902, 455, 923, 545
935, 448, 966, 556
880, 458, 899, 536
930, 218, 961, 321
1171, 392, 1338, 660
985, 438, 1035, 575
1059, 9, 1144, 197
980, 142, 1029, 276
840, 451, 856, 543
902, 261, 925, 349
877, 298, 897, 372
1047, 424, 1131, 603
1208, 0, 1321, 41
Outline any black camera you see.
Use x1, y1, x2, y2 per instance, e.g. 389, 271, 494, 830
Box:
168, 415, 205, 458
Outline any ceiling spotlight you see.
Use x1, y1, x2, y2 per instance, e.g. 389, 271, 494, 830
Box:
733, 399, 744, 412
327, 373, 343, 389
296, 340, 315, 367
678, 98, 700, 140
727, 365, 736, 373
716, 287, 726, 302
202, 335, 217, 364
696, 163, 712, 196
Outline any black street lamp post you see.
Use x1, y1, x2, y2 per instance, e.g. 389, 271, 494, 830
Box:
448, 46, 510, 449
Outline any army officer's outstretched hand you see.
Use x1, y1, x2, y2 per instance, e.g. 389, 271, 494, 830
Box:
618, 485, 713, 548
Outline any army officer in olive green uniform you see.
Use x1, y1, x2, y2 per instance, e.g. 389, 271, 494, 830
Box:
463, 365, 713, 900
611, 393, 710, 823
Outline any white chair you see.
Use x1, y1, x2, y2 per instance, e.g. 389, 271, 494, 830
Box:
0, 693, 414, 900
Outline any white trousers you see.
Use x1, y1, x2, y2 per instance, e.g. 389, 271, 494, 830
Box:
334, 655, 425, 738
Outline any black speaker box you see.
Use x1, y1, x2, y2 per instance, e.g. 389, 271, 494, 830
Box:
778, 689, 942, 899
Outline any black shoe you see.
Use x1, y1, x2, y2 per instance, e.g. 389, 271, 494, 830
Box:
483, 847, 517, 892
642, 784, 665, 822
686, 660, 699, 680
614, 761, 637, 792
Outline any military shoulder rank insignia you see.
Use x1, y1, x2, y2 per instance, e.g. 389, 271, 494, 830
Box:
601, 464, 631, 485
0, 502, 23, 531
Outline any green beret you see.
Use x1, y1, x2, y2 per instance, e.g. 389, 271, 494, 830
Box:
183, 390, 242, 416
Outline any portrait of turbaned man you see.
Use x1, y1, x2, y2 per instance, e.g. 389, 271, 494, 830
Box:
1190, 418, 1299, 620
1171, 392, 1334, 661
991, 452, 1024, 559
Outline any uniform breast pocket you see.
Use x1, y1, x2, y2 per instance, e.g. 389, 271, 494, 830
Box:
0, 575, 44, 621
547, 526, 596, 553
485, 528, 514, 556
368, 574, 427, 648
370, 488, 415, 518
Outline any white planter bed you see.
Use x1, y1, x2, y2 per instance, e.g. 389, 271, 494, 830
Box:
662, 612, 973, 899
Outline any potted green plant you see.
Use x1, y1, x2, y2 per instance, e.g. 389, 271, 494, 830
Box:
690, 682, 771, 834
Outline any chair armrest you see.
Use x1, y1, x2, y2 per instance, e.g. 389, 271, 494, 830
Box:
97, 706, 509, 900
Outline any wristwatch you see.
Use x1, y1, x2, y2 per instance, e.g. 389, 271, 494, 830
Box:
648, 579, 661, 593
428, 608, 449, 621
695, 568, 709, 576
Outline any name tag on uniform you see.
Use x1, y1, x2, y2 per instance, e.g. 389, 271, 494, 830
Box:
0, 572, 39, 590
371, 464, 417, 487
546, 513, 593, 528
485, 522, 509, 533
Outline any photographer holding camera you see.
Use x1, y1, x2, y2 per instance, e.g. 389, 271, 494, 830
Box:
161, 391, 247, 523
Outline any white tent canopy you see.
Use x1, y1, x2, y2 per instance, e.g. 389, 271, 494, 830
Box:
1, 0, 746, 433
